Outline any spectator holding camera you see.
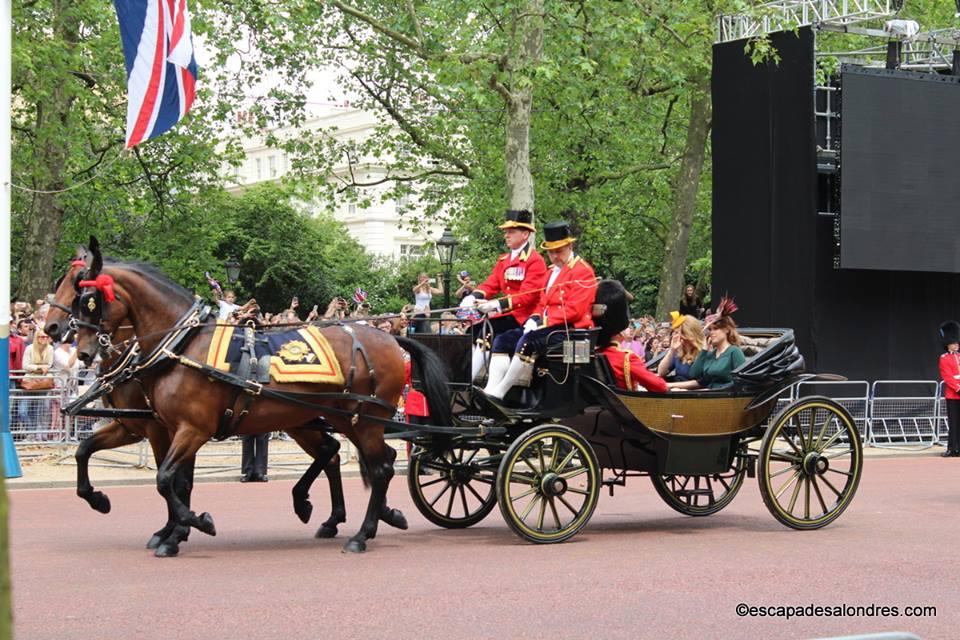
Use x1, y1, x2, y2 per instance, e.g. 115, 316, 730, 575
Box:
412, 272, 443, 314
324, 297, 350, 320
455, 271, 475, 302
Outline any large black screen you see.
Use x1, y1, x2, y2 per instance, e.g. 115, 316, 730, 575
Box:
840, 66, 960, 272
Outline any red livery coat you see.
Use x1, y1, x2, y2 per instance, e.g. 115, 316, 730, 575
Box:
531, 255, 597, 329
473, 243, 548, 324
940, 352, 960, 401
599, 345, 668, 393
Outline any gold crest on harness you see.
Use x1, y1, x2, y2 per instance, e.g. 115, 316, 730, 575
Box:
87, 297, 97, 311
277, 339, 310, 363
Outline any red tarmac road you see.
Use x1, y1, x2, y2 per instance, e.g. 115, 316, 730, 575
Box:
8, 456, 960, 640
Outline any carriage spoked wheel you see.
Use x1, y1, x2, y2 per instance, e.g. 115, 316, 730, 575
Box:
650, 449, 747, 517
758, 396, 863, 530
407, 443, 499, 529
496, 425, 600, 544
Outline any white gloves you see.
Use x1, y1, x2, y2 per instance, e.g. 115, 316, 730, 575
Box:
477, 299, 500, 314
459, 294, 477, 309
523, 318, 539, 334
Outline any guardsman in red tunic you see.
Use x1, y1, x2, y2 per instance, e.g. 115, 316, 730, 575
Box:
459, 209, 548, 381
938, 320, 960, 457
590, 279, 667, 393
484, 221, 597, 400
599, 345, 667, 393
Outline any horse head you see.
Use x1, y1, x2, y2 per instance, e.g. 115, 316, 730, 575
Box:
73, 236, 130, 366
44, 242, 94, 341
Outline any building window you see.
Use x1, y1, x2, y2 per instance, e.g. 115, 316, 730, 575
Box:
255, 158, 262, 180
395, 195, 410, 214
348, 203, 357, 216
399, 243, 426, 259
269, 155, 277, 178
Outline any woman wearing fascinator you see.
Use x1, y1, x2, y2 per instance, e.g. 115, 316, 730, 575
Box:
667, 297, 745, 391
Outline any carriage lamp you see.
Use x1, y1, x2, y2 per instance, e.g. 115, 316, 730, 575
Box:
435, 227, 458, 309
224, 257, 241, 284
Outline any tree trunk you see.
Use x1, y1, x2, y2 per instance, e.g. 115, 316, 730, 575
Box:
0, 471, 10, 640
504, 0, 543, 214
655, 84, 711, 320
16, 1, 74, 301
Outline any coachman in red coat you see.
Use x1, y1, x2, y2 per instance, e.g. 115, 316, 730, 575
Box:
484, 221, 598, 400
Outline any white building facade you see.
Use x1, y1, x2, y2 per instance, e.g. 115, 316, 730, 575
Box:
224, 106, 442, 259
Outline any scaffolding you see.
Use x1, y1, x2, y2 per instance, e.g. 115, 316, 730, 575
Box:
717, 0, 897, 44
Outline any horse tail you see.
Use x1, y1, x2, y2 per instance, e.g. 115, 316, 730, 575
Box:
394, 336, 452, 428
356, 451, 370, 489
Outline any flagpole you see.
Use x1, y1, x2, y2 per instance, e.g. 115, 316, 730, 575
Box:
1, 0, 22, 479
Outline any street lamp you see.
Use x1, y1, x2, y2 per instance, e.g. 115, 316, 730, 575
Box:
224, 257, 241, 284
435, 227, 458, 309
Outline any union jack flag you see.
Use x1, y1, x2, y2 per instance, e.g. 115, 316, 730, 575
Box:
352, 288, 368, 305
114, 0, 199, 148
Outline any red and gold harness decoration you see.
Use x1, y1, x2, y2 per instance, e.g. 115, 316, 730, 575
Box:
206, 325, 344, 385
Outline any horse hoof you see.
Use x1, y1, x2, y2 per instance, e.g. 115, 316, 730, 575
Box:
154, 542, 179, 558
87, 491, 111, 514
315, 524, 338, 539
195, 512, 217, 536
146, 534, 165, 550
382, 508, 408, 530
342, 539, 366, 553
294, 500, 313, 524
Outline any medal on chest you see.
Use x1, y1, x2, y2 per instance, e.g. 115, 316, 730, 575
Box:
504, 266, 526, 281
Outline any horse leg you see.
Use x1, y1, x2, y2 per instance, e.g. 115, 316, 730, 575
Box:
75, 420, 142, 514
378, 445, 408, 531
154, 427, 214, 557
342, 425, 397, 554
153, 456, 196, 557
286, 429, 346, 536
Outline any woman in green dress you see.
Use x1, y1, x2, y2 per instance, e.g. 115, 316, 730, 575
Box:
667, 298, 744, 391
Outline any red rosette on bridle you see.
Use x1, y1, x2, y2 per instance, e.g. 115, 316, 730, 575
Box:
77, 274, 117, 303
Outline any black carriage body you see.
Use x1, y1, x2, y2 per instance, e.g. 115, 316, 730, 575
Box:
404, 327, 862, 541
408, 329, 790, 474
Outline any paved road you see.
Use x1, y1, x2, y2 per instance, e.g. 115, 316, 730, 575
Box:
9, 456, 960, 640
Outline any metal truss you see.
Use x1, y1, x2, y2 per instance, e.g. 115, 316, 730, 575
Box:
816, 26, 960, 70
717, 0, 896, 43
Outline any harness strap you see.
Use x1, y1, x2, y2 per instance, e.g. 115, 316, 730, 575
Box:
339, 324, 377, 395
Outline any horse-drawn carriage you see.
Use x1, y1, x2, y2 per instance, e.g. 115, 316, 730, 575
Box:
47, 241, 863, 554
404, 327, 863, 544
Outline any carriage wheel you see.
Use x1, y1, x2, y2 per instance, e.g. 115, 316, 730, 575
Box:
496, 425, 600, 544
758, 396, 863, 530
407, 443, 498, 529
650, 450, 747, 517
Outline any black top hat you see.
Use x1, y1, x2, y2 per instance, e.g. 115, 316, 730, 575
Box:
498, 209, 535, 232
940, 321, 960, 349
540, 221, 576, 251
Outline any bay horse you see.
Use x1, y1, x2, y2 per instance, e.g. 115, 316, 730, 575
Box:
45, 255, 367, 556
68, 238, 451, 554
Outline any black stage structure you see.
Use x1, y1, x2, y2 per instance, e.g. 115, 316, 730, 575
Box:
712, 26, 960, 381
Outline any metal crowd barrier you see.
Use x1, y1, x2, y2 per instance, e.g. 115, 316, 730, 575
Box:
795, 380, 871, 442
869, 381, 940, 449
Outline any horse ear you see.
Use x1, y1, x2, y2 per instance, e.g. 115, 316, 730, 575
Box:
88, 235, 102, 276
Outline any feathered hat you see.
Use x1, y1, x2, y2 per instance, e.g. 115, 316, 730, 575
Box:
704, 296, 738, 328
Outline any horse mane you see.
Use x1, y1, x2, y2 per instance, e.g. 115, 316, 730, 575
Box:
104, 259, 196, 306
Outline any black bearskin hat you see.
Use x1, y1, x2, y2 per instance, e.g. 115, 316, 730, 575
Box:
940, 321, 960, 349
593, 280, 630, 348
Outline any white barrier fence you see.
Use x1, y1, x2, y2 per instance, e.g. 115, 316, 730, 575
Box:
8, 375, 955, 455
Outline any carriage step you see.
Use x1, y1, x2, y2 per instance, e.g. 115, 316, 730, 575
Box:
602, 476, 625, 496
